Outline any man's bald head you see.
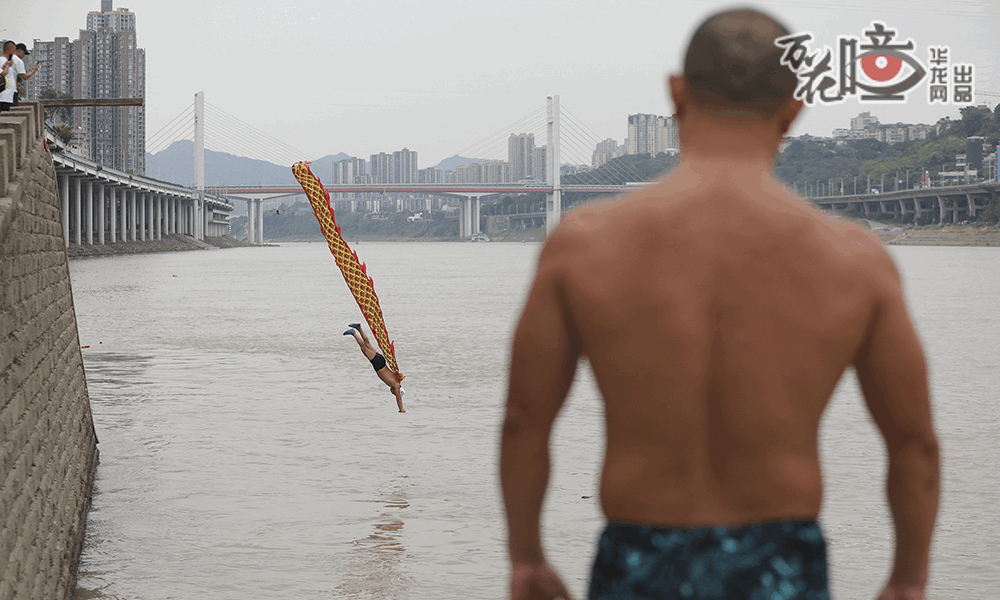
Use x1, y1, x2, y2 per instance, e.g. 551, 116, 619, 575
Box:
683, 8, 797, 115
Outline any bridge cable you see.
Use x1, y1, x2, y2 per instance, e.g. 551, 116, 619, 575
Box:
146, 103, 195, 152
205, 102, 314, 164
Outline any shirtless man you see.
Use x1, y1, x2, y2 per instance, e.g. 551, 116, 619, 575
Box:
501, 8, 939, 600
344, 323, 405, 413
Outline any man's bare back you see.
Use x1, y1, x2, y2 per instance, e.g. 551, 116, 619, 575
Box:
545, 161, 896, 527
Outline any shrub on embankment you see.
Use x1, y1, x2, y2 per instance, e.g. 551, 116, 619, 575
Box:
239, 205, 460, 241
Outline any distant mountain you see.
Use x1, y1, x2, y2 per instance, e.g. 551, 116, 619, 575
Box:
144, 140, 349, 186
433, 155, 485, 172
308, 153, 353, 181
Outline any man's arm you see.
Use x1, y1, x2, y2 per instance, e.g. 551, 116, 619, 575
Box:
500, 233, 579, 599
392, 387, 405, 413
20, 63, 38, 81
854, 257, 940, 597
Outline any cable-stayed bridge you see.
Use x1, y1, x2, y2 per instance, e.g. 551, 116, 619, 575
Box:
146, 94, 656, 242
58, 90, 999, 248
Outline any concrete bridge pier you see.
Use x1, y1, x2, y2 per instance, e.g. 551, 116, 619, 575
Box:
140, 192, 147, 242
119, 188, 128, 241
256, 199, 263, 244
966, 193, 976, 219
150, 194, 156, 240
898, 198, 909, 221
165, 195, 172, 236
155, 194, 162, 239
85, 181, 94, 245
458, 195, 482, 238
108, 187, 117, 243
937, 196, 948, 223
97, 183, 105, 245
459, 197, 469, 238
72, 177, 82, 245
247, 199, 256, 244
128, 190, 137, 241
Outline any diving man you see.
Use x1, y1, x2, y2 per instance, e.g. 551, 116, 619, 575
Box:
345, 324, 405, 413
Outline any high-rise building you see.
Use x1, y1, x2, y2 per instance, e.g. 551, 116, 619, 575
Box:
593, 138, 625, 168
418, 168, 442, 184
24, 38, 75, 99
532, 147, 547, 183
627, 114, 678, 156
393, 148, 418, 183
332, 157, 367, 184
371, 149, 418, 184
479, 160, 511, 183
28, 1, 146, 174
370, 152, 393, 184
627, 114, 659, 156
508, 133, 536, 181
658, 115, 679, 154
331, 157, 367, 200
851, 111, 879, 131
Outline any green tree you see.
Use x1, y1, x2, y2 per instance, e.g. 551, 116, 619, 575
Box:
38, 88, 74, 124
52, 124, 74, 144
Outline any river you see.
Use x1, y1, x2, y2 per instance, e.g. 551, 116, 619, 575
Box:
69, 241, 999, 599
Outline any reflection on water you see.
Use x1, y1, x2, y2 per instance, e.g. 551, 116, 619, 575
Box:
68, 243, 1000, 599
335, 489, 413, 598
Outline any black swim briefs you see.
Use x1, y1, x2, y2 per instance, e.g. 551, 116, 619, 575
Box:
588, 519, 829, 599
370, 353, 387, 372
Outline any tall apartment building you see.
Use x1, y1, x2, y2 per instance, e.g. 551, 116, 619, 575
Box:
851, 111, 879, 131
393, 148, 418, 183
626, 114, 678, 156
593, 138, 625, 168
627, 114, 659, 156
24, 37, 75, 98
659, 116, 679, 153
332, 157, 367, 184
508, 133, 536, 181
331, 157, 367, 200
454, 160, 511, 184
27, 0, 146, 174
418, 167, 442, 184
370, 152, 393, 184
370, 149, 418, 184
532, 147, 547, 183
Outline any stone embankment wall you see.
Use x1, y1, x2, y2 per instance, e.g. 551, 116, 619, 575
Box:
0, 102, 99, 599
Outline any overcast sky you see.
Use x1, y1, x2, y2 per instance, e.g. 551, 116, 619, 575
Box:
4, 0, 998, 166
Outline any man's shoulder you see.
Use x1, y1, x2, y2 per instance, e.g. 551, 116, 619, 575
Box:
557, 180, 677, 230
810, 215, 902, 293
820, 215, 891, 258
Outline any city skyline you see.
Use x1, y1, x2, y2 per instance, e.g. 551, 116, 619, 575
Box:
24, 0, 146, 174
6, 0, 998, 166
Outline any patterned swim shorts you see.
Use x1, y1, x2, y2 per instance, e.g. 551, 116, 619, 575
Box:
588, 519, 829, 600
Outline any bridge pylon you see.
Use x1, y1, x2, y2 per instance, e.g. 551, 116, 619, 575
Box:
194, 91, 206, 240
546, 94, 561, 236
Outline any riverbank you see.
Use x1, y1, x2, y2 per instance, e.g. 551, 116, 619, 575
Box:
874, 223, 1000, 246
264, 228, 547, 243
67, 234, 252, 258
